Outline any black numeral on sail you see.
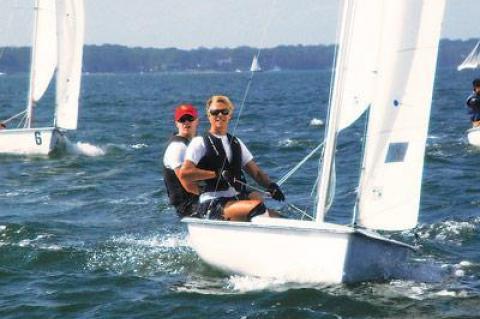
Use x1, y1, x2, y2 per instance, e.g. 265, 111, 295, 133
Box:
34, 131, 42, 145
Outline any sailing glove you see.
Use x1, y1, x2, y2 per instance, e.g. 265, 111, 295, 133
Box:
267, 182, 285, 201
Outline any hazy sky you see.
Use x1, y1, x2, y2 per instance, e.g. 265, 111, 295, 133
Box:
0, 0, 478, 49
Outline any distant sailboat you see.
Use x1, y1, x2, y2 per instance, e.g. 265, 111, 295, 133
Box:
184, 0, 446, 284
0, 0, 85, 155
458, 40, 480, 71
250, 55, 262, 72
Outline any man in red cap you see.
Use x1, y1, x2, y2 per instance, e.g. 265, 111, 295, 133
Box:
162, 104, 200, 217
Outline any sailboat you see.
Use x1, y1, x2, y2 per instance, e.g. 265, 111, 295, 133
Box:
0, 0, 85, 155
457, 40, 480, 71
183, 0, 446, 284
250, 55, 262, 72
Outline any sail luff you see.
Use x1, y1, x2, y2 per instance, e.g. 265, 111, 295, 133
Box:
356, 0, 446, 231
55, 0, 85, 130
25, 0, 58, 128
315, 0, 353, 221
457, 40, 480, 71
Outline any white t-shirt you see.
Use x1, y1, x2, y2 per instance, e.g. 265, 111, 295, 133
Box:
163, 141, 187, 170
185, 134, 254, 202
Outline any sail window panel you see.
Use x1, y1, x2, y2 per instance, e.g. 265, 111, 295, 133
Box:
385, 142, 408, 163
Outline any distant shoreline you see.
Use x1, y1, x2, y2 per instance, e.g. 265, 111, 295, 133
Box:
0, 39, 476, 74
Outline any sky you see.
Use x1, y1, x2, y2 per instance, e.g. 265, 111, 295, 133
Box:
0, 0, 478, 49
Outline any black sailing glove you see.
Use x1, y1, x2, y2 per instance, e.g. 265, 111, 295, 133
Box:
267, 182, 285, 201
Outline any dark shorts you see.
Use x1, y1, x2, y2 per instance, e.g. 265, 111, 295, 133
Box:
197, 197, 236, 220
175, 198, 199, 218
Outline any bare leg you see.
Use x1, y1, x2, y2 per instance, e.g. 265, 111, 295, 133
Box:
223, 199, 262, 221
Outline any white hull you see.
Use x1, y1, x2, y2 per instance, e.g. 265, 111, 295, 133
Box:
466, 127, 480, 146
184, 217, 414, 284
0, 127, 65, 155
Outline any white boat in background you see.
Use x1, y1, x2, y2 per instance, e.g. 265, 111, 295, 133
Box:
250, 55, 262, 72
0, 0, 84, 155
184, 0, 446, 284
458, 40, 480, 71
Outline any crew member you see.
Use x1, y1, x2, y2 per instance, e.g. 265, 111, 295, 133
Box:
163, 104, 200, 217
180, 95, 285, 221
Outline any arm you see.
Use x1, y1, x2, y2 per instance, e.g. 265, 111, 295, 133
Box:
179, 160, 216, 183
174, 167, 199, 195
244, 160, 272, 188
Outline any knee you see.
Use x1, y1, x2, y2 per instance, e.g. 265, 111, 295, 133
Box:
246, 202, 267, 221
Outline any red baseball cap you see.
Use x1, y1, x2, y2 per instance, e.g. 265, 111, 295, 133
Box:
174, 104, 198, 122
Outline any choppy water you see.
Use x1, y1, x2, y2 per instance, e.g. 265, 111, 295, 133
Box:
1, 69, 480, 318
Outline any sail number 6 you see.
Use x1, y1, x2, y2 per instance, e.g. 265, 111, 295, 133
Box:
34, 131, 42, 145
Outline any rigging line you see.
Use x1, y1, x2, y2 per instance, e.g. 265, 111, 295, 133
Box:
210, 0, 278, 199
313, 0, 345, 215
277, 142, 324, 186
1, 110, 26, 124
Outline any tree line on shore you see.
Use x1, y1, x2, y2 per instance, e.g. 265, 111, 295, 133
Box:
0, 39, 476, 74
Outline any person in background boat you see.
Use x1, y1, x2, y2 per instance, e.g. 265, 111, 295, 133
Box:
163, 104, 200, 217
466, 78, 480, 127
179, 95, 285, 222
0, 122, 6, 130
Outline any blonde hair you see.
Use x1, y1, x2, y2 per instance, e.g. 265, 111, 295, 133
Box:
205, 95, 235, 114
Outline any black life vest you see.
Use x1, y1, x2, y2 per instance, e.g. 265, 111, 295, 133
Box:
197, 133, 246, 194
162, 135, 199, 216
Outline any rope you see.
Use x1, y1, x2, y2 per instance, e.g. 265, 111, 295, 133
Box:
1, 110, 26, 126
277, 142, 324, 186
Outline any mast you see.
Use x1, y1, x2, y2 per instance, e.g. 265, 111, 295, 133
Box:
25, 0, 41, 128
315, 0, 354, 222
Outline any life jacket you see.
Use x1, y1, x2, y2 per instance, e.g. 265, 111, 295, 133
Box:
196, 132, 246, 194
162, 135, 198, 216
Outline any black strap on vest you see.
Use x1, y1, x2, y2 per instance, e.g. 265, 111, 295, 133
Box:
197, 133, 246, 193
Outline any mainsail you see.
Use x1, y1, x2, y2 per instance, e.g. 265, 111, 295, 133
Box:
357, 0, 445, 230
55, 0, 85, 130
457, 40, 480, 71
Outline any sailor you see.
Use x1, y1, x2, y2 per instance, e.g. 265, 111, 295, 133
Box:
162, 104, 200, 217
179, 95, 285, 221
466, 78, 480, 127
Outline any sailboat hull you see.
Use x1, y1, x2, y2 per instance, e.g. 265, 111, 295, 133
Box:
183, 217, 414, 284
466, 127, 480, 146
0, 127, 65, 155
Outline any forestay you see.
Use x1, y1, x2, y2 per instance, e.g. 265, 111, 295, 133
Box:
55, 0, 85, 130
457, 40, 480, 71
357, 0, 445, 230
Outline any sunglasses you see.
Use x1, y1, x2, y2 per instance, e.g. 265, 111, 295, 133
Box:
209, 109, 230, 116
178, 115, 196, 123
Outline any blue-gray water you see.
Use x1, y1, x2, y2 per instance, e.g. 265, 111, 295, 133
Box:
1, 69, 480, 318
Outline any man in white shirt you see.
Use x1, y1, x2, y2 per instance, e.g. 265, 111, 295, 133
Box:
180, 95, 285, 221
162, 104, 200, 217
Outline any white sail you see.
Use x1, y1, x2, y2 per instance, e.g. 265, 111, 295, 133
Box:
457, 40, 480, 71
357, 0, 445, 231
29, 0, 57, 103
337, 0, 383, 131
250, 55, 261, 72
55, 0, 85, 130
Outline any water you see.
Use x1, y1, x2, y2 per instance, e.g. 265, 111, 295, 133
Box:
1, 69, 480, 318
